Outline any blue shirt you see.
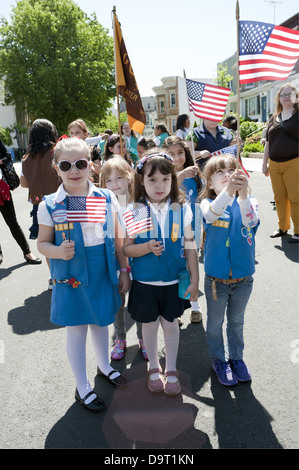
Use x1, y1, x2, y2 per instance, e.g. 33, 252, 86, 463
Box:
186, 124, 233, 169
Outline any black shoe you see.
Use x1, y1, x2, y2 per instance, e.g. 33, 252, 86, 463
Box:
288, 234, 299, 243
97, 367, 128, 388
270, 229, 287, 238
24, 254, 42, 264
75, 389, 106, 413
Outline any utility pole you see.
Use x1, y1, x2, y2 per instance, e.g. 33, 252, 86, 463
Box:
264, 0, 283, 23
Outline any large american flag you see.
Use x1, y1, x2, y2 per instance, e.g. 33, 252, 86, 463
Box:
123, 205, 153, 237
66, 196, 106, 223
186, 79, 230, 122
239, 20, 299, 84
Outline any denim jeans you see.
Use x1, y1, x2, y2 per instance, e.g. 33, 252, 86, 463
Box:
204, 275, 253, 362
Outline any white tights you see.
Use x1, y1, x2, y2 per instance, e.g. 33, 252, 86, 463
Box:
66, 324, 119, 403
142, 316, 180, 382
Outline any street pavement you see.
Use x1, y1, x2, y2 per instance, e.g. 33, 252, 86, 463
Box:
0, 158, 298, 451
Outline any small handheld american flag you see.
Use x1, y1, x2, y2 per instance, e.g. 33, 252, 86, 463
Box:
186, 79, 230, 122
210, 144, 238, 158
66, 196, 106, 223
123, 205, 153, 237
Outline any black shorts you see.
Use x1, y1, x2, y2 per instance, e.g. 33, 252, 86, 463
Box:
128, 280, 190, 323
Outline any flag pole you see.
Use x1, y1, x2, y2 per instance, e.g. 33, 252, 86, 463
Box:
183, 69, 196, 164
236, 0, 241, 165
235, 0, 249, 177
112, 6, 124, 157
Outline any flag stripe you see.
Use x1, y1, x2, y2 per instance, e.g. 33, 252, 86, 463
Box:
66, 197, 106, 223
239, 20, 299, 84
186, 79, 230, 122
123, 206, 153, 237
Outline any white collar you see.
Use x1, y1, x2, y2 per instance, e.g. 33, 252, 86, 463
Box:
147, 198, 171, 215
53, 180, 101, 204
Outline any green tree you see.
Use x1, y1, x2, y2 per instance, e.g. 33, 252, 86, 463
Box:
216, 64, 234, 95
0, 0, 115, 133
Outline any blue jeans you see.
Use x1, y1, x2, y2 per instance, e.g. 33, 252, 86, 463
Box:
204, 275, 253, 362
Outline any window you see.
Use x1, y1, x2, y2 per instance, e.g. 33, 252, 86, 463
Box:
170, 93, 176, 108
172, 118, 176, 133
160, 100, 164, 113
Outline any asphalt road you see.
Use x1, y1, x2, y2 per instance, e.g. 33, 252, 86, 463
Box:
0, 159, 298, 451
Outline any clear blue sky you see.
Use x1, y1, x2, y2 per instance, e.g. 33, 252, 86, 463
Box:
1, 0, 298, 96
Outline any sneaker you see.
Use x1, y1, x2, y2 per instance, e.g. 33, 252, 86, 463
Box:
212, 359, 238, 386
110, 339, 126, 360
230, 359, 251, 382
190, 310, 202, 323
48, 278, 53, 291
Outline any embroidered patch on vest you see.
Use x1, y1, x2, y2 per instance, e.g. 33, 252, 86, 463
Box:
212, 220, 229, 228
171, 223, 180, 242
55, 223, 74, 231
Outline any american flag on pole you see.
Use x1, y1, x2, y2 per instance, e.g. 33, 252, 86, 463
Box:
186, 79, 230, 122
66, 196, 106, 223
210, 144, 238, 158
239, 20, 299, 84
123, 205, 153, 237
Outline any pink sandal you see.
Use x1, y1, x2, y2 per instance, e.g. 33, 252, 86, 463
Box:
147, 368, 164, 393
164, 371, 181, 395
110, 340, 126, 360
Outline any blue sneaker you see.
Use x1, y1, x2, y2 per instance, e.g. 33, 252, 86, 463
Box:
230, 359, 251, 382
212, 359, 238, 386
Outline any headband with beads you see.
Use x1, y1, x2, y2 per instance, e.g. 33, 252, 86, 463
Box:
136, 152, 173, 172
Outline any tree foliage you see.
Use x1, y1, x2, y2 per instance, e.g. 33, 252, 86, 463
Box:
0, 0, 115, 133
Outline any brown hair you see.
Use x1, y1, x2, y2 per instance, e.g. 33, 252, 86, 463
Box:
274, 82, 298, 116
200, 155, 238, 200
103, 134, 132, 166
132, 150, 185, 204
100, 156, 133, 193
68, 119, 89, 136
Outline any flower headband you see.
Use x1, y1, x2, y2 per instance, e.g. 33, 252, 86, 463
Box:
136, 152, 173, 172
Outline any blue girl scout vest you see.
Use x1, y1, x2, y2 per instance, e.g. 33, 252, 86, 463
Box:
128, 202, 189, 282
181, 177, 202, 249
203, 197, 259, 279
44, 188, 119, 287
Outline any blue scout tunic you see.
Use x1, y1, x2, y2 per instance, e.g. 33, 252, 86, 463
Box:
129, 202, 189, 282
203, 197, 259, 279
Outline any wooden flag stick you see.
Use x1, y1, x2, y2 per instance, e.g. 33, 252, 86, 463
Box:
183, 69, 196, 164
112, 6, 124, 158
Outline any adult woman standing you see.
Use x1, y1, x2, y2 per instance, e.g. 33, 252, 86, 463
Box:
21, 119, 60, 240
0, 139, 41, 264
175, 114, 190, 140
262, 83, 298, 243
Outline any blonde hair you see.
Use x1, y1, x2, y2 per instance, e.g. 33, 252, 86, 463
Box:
275, 82, 298, 116
53, 137, 90, 164
200, 155, 238, 200
100, 156, 133, 193
68, 119, 89, 136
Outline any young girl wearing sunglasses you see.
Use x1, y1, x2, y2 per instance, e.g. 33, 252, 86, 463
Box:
37, 137, 130, 412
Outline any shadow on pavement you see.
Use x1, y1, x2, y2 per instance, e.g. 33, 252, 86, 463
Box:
7, 290, 62, 335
